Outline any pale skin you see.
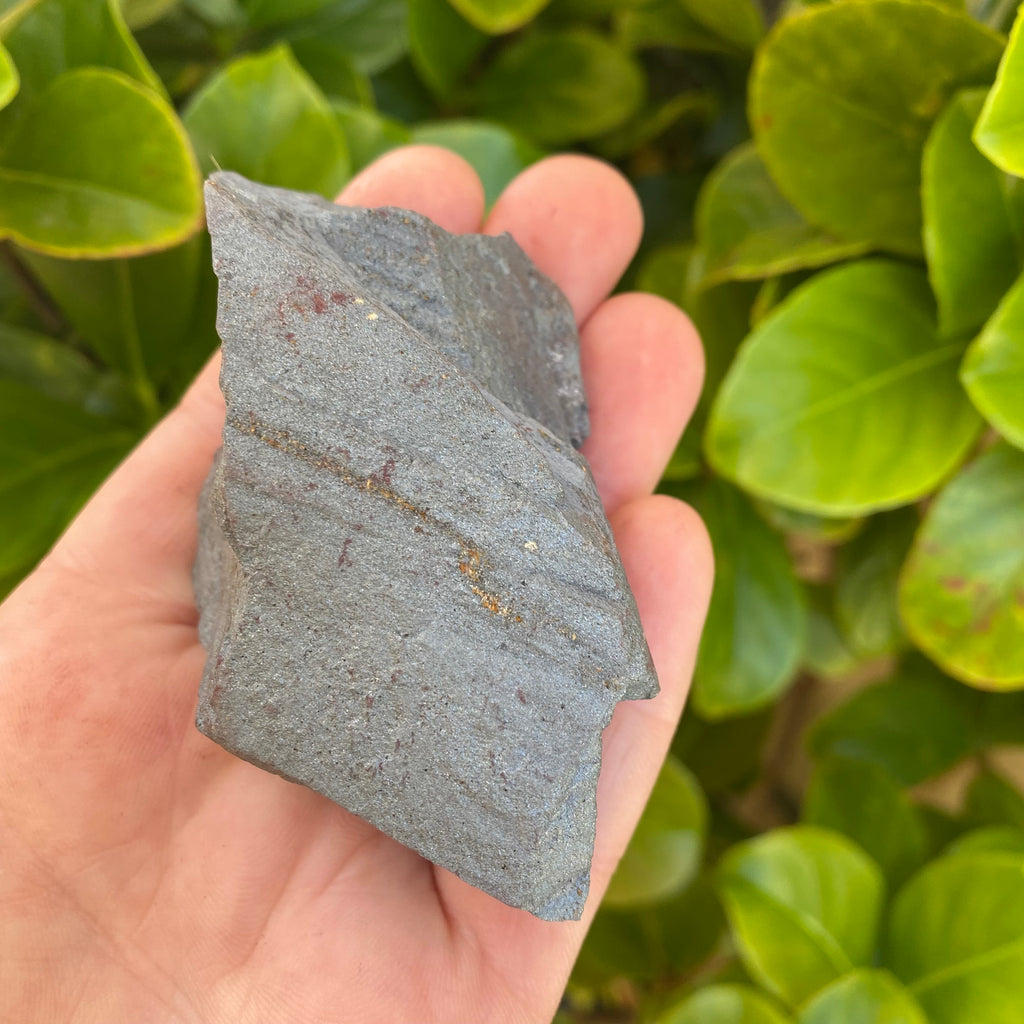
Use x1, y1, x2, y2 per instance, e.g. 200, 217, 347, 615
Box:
0, 147, 713, 1023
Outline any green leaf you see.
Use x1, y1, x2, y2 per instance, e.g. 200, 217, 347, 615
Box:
268, 0, 408, 78
887, 850, 1024, 1023
964, 770, 1024, 829
577, 876, 723, 986
410, 120, 542, 208
717, 825, 885, 1007
696, 143, 869, 288
974, 4, 1024, 175
604, 756, 707, 908
20, 241, 200, 398
0, 67, 202, 257
447, 0, 550, 34
408, 0, 486, 97
676, 0, 763, 51
617, 1, 726, 54
673, 704, 774, 796
924, 88, 1024, 339
961, 270, 1024, 449
290, 42, 372, 104
757, 503, 863, 545
804, 757, 929, 889
706, 260, 982, 516
834, 509, 917, 658
751, 0, 1004, 255
688, 478, 806, 719
183, 44, 349, 197
798, 970, 927, 1024
659, 985, 793, 1024
0, 0, 163, 116
949, 826, 1024, 856
0, 378, 135, 574
900, 443, 1024, 690
807, 661, 975, 785
0, 43, 17, 110
239, 0, 330, 27
476, 29, 644, 145
0, 321, 134, 417
332, 98, 408, 171
119, 0, 179, 28
804, 585, 863, 680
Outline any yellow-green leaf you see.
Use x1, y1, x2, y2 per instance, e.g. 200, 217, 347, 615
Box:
975, 4, 1024, 175
0, 67, 202, 257
900, 443, 1024, 690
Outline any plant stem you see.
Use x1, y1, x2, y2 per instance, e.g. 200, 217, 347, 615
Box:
0, 241, 66, 336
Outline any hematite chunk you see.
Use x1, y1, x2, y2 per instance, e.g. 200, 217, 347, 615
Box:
194, 171, 658, 920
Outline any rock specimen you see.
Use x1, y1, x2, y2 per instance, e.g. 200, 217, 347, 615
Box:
194, 171, 658, 920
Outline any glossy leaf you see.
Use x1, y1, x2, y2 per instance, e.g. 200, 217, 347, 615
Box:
718, 826, 884, 1007
447, 0, 551, 34
0, 43, 16, 110
0, 0, 162, 117
707, 260, 981, 516
804, 756, 929, 889
751, 0, 1004, 255
900, 443, 1024, 690
807, 661, 975, 785
961, 270, 1024, 450
408, 0, 485, 97
410, 120, 542, 208
184, 44, 349, 197
0, 67, 202, 257
924, 88, 1024, 339
332, 99, 408, 171
974, 4, 1024, 175
659, 985, 792, 1024
887, 850, 1024, 1023
697, 143, 868, 287
834, 509, 917, 658
604, 756, 706, 908
798, 970, 927, 1024
0, 379, 135, 574
476, 29, 644, 145
688, 478, 806, 719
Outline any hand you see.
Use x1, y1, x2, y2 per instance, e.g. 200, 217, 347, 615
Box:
0, 147, 712, 1024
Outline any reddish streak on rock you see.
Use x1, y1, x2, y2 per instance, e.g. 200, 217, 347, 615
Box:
312, 292, 328, 314
338, 538, 353, 568
331, 291, 350, 305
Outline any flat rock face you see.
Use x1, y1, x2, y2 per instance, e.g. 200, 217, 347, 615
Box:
194, 171, 658, 920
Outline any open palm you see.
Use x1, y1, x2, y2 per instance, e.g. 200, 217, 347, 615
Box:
0, 148, 712, 1024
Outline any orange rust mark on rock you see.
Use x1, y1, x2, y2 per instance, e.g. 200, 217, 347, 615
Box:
230, 413, 526, 625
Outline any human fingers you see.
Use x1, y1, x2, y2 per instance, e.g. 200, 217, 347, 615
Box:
580, 292, 704, 516
484, 154, 643, 325
47, 148, 487, 605
586, 494, 714, 906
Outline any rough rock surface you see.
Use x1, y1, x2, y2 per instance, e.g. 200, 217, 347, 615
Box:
194, 171, 658, 920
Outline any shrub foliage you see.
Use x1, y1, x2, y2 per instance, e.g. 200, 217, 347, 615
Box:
3, 0, 1024, 1020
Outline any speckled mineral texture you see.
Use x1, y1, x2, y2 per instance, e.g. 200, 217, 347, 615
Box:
194, 171, 658, 920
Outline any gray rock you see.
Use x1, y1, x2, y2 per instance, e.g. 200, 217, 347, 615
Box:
194, 171, 658, 921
